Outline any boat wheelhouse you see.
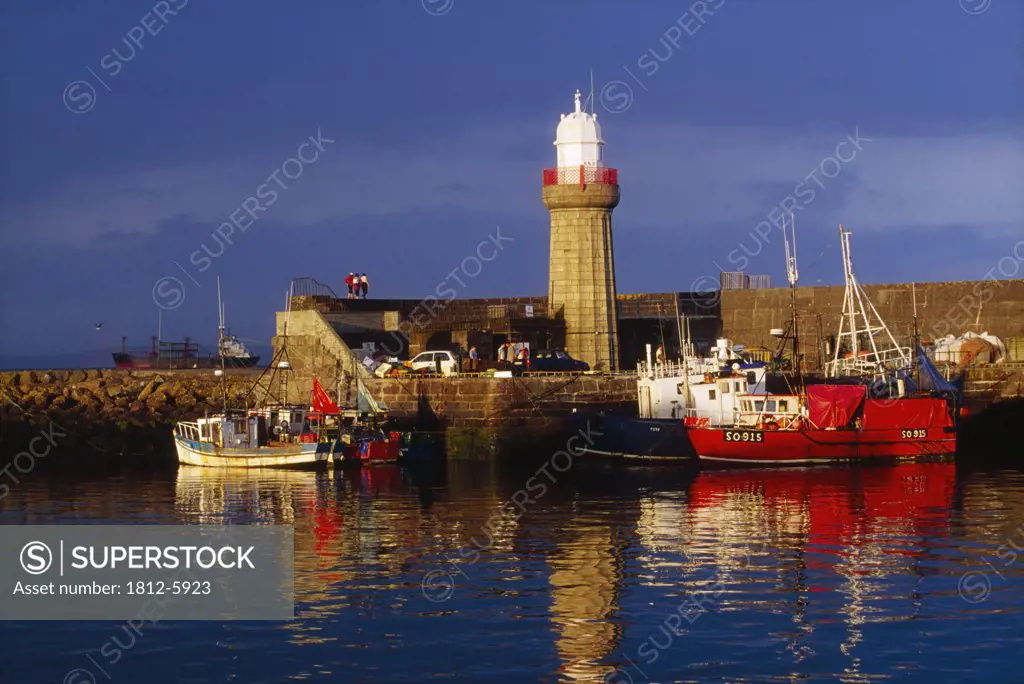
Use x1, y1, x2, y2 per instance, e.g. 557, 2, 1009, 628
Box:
577, 338, 769, 460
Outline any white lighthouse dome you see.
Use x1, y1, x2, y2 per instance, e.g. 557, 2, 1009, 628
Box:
554, 89, 604, 168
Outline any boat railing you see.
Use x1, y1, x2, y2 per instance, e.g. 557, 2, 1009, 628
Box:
682, 407, 738, 427
736, 405, 806, 429
827, 347, 912, 378
175, 421, 201, 441
638, 359, 719, 380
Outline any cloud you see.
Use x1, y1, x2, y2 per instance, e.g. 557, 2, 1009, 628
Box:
611, 123, 1023, 236
3, 119, 1020, 249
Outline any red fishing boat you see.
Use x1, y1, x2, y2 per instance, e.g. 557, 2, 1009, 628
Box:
688, 384, 957, 464
688, 224, 961, 466
310, 376, 401, 467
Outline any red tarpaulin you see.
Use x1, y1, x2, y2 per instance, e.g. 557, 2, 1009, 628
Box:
310, 377, 341, 415
861, 397, 951, 429
806, 384, 867, 428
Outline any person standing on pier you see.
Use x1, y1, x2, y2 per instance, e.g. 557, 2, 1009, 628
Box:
345, 273, 355, 299
469, 345, 479, 371
656, 344, 666, 365
518, 344, 530, 369
360, 273, 369, 299
498, 341, 508, 364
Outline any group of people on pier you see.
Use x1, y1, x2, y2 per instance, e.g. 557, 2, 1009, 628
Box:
345, 273, 370, 299
461, 341, 530, 371
497, 340, 530, 366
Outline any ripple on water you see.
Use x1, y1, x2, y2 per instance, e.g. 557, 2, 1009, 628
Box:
1, 461, 1023, 682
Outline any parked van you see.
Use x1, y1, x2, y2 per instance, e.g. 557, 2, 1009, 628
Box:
408, 350, 458, 375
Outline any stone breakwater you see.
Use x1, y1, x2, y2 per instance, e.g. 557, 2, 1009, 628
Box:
0, 369, 256, 460
0, 369, 638, 463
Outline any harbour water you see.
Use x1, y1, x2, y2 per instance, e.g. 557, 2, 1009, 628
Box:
2, 455, 1023, 683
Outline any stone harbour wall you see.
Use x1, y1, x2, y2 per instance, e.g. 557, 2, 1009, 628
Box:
364, 374, 635, 426
720, 280, 1024, 368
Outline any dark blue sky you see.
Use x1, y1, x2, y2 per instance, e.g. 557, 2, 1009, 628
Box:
1, 0, 1021, 361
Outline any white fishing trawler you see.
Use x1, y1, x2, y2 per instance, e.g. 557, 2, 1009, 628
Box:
579, 336, 768, 460
173, 403, 326, 468
172, 280, 330, 468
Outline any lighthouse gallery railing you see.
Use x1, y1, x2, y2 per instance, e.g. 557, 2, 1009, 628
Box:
542, 165, 618, 186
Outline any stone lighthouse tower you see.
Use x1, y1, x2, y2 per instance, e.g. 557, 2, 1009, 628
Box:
543, 89, 620, 370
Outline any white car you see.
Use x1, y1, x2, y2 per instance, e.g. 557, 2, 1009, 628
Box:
408, 350, 458, 376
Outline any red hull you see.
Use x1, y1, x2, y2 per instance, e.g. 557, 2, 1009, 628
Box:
689, 397, 956, 464
358, 433, 402, 465
112, 353, 259, 370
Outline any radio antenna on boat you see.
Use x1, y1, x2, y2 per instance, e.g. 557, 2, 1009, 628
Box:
784, 212, 798, 287
827, 225, 911, 380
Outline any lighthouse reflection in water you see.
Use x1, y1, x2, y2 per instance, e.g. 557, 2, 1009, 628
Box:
2, 460, 1023, 682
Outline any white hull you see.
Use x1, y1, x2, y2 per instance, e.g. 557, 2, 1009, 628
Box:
174, 437, 326, 468
581, 447, 689, 461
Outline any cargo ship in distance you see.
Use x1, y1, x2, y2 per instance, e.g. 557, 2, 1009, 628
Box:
112, 334, 260, 369
114, 280, 261, 370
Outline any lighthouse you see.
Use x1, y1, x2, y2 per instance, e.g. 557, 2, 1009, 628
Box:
542, 89, 620, 370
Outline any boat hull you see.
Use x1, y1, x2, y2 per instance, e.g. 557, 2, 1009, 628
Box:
575, 413, 696, 460
114, 353, 260, 370
174, 437, 326, 468
689, 426, 956, 465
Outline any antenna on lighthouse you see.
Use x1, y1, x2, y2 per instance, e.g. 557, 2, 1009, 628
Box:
589, 68, 595, 115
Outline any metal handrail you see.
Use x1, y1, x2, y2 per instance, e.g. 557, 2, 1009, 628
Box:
636, 359, 725, 380
828, 347, 912, 377
542, 165, 618, 186
175, 421, 201, 441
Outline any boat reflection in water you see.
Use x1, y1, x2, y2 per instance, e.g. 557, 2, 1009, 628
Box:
164, 459, 994, 681
174, 464, 429, 644
573, 461, 960, 680
10, 452, 1022, 682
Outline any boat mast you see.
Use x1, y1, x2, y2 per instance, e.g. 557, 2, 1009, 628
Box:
675, 294, 691, 403
280, 282, 292, 405
783, 212, 802, 390
828, 226, 911, 379
912, 281, 921, 389
217, 276, 228, 415
673, 293, 684, 361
